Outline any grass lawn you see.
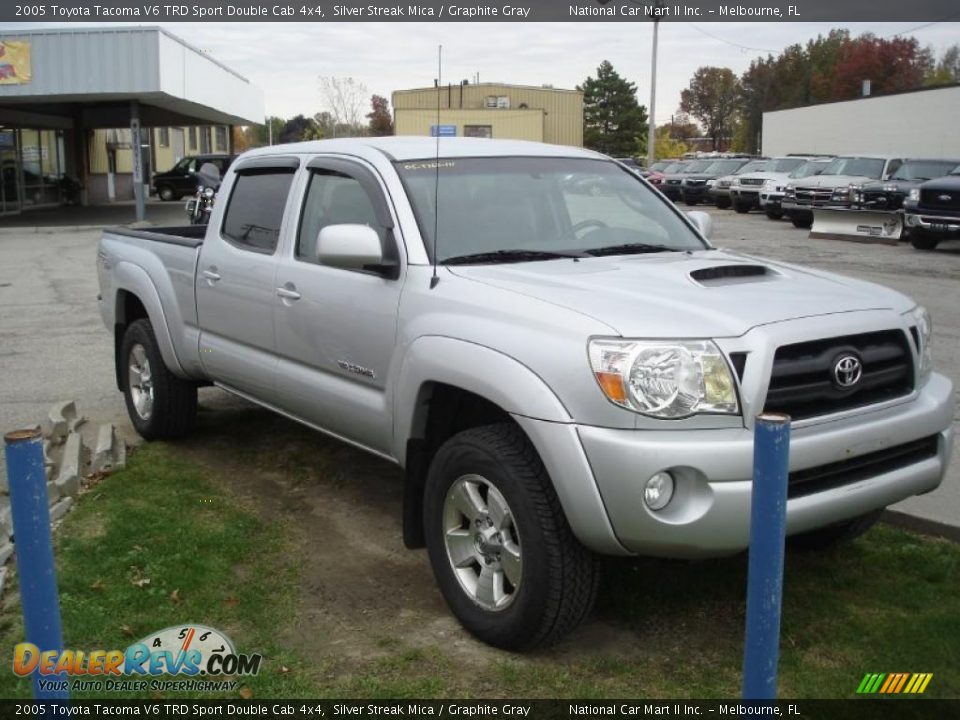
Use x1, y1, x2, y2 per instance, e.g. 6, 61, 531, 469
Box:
0, 441, 957, 699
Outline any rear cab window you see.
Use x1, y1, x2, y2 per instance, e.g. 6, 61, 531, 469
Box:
220, 159, 299, 254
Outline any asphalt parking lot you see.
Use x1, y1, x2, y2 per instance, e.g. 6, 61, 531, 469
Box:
0, 203, 957, 527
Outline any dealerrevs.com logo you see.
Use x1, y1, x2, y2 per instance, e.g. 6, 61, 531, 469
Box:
13, 625, 262, 693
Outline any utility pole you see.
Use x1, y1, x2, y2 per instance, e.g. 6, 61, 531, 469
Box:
646, 2, 664, 167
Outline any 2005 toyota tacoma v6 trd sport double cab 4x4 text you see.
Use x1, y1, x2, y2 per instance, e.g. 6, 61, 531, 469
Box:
97, 138, 954, 650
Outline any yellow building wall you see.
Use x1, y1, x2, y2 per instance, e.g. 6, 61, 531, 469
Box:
394, 109, 544, 143
392, 84, 583, 147
88, 125, 230, 175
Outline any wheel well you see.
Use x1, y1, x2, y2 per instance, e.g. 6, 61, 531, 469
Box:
114, 290, 149, 390
402, 383, 514, 549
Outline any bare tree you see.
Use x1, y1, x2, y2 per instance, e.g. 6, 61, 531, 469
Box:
319, 76, 369, 137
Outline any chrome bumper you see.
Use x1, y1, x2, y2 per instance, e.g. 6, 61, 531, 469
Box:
905, 212, 960, 232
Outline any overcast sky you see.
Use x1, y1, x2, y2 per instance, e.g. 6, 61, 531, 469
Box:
8, 20, 960, 125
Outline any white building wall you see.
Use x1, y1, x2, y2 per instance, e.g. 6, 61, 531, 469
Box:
762, 86, 960, 158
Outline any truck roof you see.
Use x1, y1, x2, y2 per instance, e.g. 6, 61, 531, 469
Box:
238, 136, 603, 162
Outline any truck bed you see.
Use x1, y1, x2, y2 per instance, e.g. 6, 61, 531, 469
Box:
103, 224, 207, 248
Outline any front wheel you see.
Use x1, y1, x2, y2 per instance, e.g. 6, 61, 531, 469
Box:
911, 232, 940, 251
715, 197, 731, 209
733, 200, 751, 214
121, 319, 197, 440
765, 208, 783, 220
157, 185, 176, 201
424, 424, 599, 650
791, 214, 813, 229
684, 196, 699, 206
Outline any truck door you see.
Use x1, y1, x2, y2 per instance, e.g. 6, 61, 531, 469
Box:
273, 157, 403, 455
196, 156, 300, 402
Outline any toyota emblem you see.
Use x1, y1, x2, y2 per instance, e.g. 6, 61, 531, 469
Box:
834, 355, 863, 388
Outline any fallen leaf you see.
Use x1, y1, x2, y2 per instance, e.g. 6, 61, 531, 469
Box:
225, 596, 239, 608
120, 625, 134, 637
280, 665, 290, 674
132, 577, 151, 588
89, 579, 105, 591
169, 589, 181, 604
238, 688, 253, 699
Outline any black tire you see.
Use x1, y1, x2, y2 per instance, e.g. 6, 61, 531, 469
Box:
765, 208, 783, 220
120, 319, 197, 440
715, 197, 731, 210
157, 185, 177, 201
424, 423, 599, 650
911, 232, 940, 251
683, 196, 699, 206
788, 510, 883, 551
733, 200, 751, 214
790, 215, 813, 229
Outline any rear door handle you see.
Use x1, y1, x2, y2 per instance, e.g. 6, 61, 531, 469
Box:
276, 286, 301, 301
202, 269, 221, 282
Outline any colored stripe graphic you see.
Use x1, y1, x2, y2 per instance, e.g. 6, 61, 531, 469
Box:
857, 672, 933, 694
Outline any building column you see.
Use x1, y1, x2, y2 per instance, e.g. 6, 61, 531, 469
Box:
130, 100, 145, 222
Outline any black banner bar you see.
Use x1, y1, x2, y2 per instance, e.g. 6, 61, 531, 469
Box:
2, 1, 960, 23
0, 699, 957, 720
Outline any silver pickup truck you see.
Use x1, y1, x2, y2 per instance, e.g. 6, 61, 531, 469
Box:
97, 138, 954, 650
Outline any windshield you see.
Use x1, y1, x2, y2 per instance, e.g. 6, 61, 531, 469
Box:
171, 157, 194, 172
820, 157, 886, 179
395, 156, 707, 263
890, 160, 959, 181
662, 161, 688, 173
649, 161, 671, 172
679, 160, 714, 173
767, 158, 805, 173
789, 161, 830, 179
703, 159, 747, 175
734, 160, 767, 174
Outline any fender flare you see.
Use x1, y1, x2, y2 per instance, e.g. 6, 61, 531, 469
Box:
113, 261, 187, 378
393, 335, 572, 464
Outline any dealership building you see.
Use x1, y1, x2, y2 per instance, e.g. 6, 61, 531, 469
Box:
0, 26, 264, 218
393, 82, 584, 146
762, 84, 960, 158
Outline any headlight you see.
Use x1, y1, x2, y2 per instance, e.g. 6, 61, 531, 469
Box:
763, 179, 775, 189
785, 186, 796, 197
203, 187, 216, 199
588, 339, 739, 418
908, 188, 920, 201
907, 305, 933, 382
706, 179, 716, 187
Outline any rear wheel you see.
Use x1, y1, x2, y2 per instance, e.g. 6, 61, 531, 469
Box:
121, 319, 197, 440
424, 423, 599, 650
788, 510, 883, 551
911, 232, 940, 251
765, 208, 783, 220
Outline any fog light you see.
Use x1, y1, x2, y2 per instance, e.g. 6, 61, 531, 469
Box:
644, 471, 675, 511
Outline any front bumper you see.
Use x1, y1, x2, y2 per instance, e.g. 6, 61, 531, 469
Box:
681, 185, 709, 202
905, 211, 960, 236
661, 184, 682, 200
519, 372, 954, 558
731, 188, 760, 205
760, 191, 784, 209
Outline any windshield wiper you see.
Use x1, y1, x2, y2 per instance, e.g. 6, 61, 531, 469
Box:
442, 249, 588, 265
584, 242, 683, 257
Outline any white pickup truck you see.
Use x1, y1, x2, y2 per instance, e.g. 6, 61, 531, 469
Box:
97, 138, 954, 649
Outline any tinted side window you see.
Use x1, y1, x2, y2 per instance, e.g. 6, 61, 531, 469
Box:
222, 169, 295, 254
297, 171, 387, 264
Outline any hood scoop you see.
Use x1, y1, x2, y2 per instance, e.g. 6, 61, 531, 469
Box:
690, 264, 777, 287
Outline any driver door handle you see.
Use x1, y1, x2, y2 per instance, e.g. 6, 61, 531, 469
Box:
202, 269, 221, 282
276, 286, 301, 301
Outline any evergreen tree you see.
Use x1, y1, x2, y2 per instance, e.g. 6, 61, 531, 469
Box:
579, 61, 648, 156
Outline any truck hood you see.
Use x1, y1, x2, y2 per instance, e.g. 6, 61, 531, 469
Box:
793, 174, 879, 189
448, 249, 912, 338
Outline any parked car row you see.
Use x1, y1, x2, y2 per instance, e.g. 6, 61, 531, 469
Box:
651, 153, 960, 251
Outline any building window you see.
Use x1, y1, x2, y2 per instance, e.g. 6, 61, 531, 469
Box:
485, 95, 498, 108
189, 127, 198, 150
200, 127, 211, 154
464, 125, 493, 139
158, 127, 170, 147
215, 126, 228, 151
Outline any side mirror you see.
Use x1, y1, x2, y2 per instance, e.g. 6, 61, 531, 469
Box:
317, 224, 385, 272
686, 210, 713, 240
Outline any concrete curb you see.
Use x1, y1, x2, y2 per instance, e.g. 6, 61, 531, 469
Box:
881, 509, 960, 544
0, 401, 126, 599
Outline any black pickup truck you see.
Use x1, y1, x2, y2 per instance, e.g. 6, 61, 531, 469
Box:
904, 171, 960, 250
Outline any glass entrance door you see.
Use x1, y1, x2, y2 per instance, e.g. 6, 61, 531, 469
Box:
0, 128, 21, 215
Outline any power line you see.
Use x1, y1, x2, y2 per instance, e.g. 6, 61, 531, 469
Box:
688, 24, 777, 54
880, 12, 960, 39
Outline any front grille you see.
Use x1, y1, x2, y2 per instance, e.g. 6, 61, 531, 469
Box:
764, 330, 914, 420
788, 435, 938, 499
920, 188, 960, 211
794, 186, 833, 206
740, 178, 765, 187
685, 179, 706, 186
666, 179, 682, 185
859, 190, 903, 210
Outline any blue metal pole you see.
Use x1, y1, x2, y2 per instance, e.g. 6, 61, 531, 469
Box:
742, 412, 791, 701
4, 428, 69, 701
